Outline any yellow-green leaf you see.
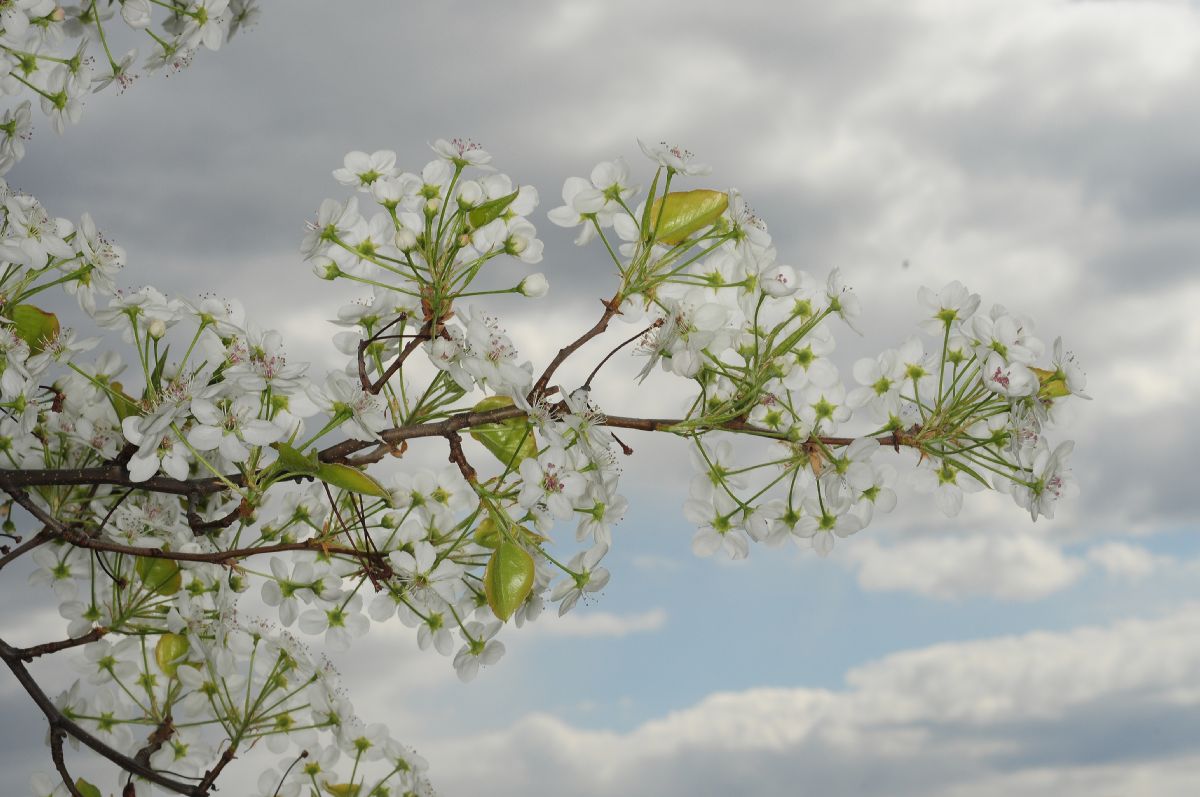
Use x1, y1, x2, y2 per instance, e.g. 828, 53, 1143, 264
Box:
135, 556, 182, 596
484, 541, 535, 622
315, 462, 390, 499
467, 188, 520, 229
323, 784, 362, 797
468, 396, 536, 469
647, 189, 728, 245
154, 633, 189, 677
474, 516, 502, 549
1031, 367, 1070, 399
74, 779, 103, 797
8, 304, 59, 354
474, 516, 547, 550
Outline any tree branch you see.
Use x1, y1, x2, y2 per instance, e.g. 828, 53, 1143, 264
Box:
0, 637, 200, 795
50, 727, 86, 797
528, 293, 623, 400
13, 627, 107, 662
0, 524, 53, 571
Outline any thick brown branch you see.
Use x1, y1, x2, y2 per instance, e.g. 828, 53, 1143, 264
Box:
50, 532, 374, 567
0, 465, 217, 495
0, 412, 913, 510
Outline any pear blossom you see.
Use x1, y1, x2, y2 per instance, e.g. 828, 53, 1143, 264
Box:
550, 544, 611, 615
518, 447, 586, 527
431, 137, 491, 168
638, 139, 711, 176
452, 620, 505, 681
333, 149, 398, 190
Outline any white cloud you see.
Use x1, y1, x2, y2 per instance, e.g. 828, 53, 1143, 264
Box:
631, 554, 685, 572
844, 534, 1087, 600
524, 608, 668, 638
423, 604, 1200, 796
1087, 541, 1171, 580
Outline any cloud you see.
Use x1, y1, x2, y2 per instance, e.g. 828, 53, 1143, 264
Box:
631, 554, 685, 573
524, 608, 668, 638
7, 0, 1200, 792
1087, 541, 1171, 580
423, 604, 1200, 797
843, 533, 1087, 600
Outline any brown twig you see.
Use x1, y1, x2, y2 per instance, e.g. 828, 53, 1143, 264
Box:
194, 744, 237, 794
186, 493, 247, 535
50, 727, 86, 797
358, 317, 430, 395
528, 293, 623, 400
583, 319, 662, 390
356, 314, 407, 392
444, 431, 477, 484
0, 524, 53, 571
14, 627, 108, 662
133, 714, 175, 769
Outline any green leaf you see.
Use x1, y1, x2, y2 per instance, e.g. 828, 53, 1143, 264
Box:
154, 633, 189, 677
150, 344, 171, 391
468, 396, 537, 469
74, 779, 103, 797
8, 304, 59, 354
647, 189, 728, 245
107, 381, 141, 422
135, 556, 182, 596
467, 188, 520, 229
484, 541, 535, 622
315, 462, 390, 499
639, 168, 663, 240
273, 442, 321, 476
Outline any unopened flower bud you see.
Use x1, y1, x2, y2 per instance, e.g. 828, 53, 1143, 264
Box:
314, 261, 340, 280
424, 197, 441, 215
518, 273, 549, 297
121, 0, 152, 28
456, 180, 483, 207
147, 318, 167, 339
761, 265, 798, 298
394, 228, 417, 251
507, 234, 528, 255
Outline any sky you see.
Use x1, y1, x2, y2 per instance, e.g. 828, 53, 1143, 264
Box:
4, 0, 1200, 794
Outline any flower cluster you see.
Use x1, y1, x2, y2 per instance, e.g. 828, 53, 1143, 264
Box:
0, 0, 258, 174
551, 144, 1086, 559
2, 140, 1084, 797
